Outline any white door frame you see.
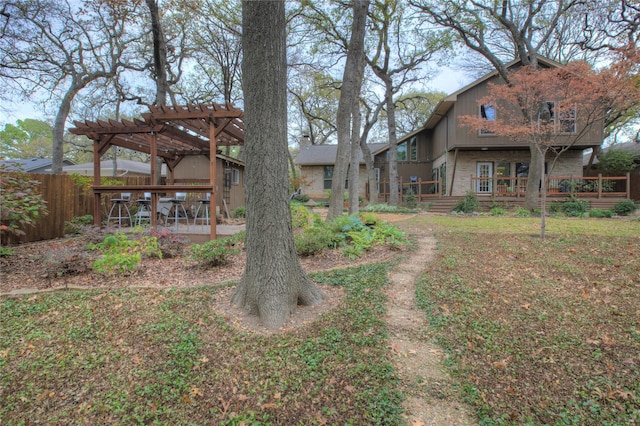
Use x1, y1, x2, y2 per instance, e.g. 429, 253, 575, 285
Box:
477, 162, 493, 194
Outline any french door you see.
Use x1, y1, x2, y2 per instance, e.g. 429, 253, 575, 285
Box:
477, 162, 493, 194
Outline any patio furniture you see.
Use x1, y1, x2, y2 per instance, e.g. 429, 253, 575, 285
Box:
193, 193, 211, 227
134, 192, 152, 226
164, 192, 189, 231
107, 192, 132, 228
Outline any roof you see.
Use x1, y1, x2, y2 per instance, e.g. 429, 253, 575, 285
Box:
61, 154, 244, 176
70, 103, 244, 163
0, 158, 75, 173
414, 55, 563, 136
61, 159, 167, 176
295, 143, 389, 166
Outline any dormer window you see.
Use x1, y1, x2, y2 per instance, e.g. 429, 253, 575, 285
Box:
480, 104, 496, 134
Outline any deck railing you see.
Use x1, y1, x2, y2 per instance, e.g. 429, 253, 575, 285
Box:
369, 178, 442, 203
470, 174, 630, 198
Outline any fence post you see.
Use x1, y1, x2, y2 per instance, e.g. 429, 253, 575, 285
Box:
598, 174, 602, 199
626, 172, 631, 199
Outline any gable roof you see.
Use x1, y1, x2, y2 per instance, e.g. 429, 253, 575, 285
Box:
295, 143, 389, 166
418, 55, 563, 133
0, 158, 75, 173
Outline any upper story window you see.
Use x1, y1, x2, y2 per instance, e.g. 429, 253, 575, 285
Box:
480, 104, 496, 134
540, 101, 576, 134
395, 137, 417, 161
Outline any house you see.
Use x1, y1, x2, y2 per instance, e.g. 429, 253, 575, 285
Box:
391, 56, 603, 198
0, 158, 75, 173
295, 143, 388, 200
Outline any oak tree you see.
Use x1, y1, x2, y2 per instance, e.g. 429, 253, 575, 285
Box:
231, 0, 324, 331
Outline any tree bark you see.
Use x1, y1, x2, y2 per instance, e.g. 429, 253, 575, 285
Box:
232, 0, 324, 331
524, 144, 544, 211
327, 0, 369, 221
146, 0, 169, 106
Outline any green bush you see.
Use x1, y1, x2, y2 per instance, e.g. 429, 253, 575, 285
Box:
147, 227, 190, 258
489, 206, 506, 216
0, 246, 14, 257
232, 206, 246, 218
562, 200, 589, 217
190, 236, 241, 267
613, 200, 638, 216
64, 214, 94, 235
404, 190, 417, 209
89, 232, 162, 274
453, 191, 480, 213
515, 207, 531, 217
0, 164, 48, 237
294, 226, 339, 256
596, 149, 637, 175
589, 209, 613, 218
292, 194, 309, 203
361, 203, 414, 213
291, 203, 314, 229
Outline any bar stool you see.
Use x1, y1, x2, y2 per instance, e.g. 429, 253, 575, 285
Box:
107, 192, 132, 228
193, 193, 211, 227
166, 192, 189, 231
134, 192, 152, 226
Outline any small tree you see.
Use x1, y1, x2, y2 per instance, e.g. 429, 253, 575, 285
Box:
460, 51, 640, 238
0, 165, 48, 241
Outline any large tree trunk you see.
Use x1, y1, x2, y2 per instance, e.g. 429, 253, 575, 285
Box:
232, 0, 324, 331
327, 0, 369, 221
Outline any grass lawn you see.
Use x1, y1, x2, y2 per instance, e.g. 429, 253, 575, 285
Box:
416, 216, 640, 425
2, 214, 639, 425
0, 263, 402, 425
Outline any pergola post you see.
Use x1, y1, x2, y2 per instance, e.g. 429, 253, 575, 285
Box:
93, 139, 102, 226
150, 131, 158, 227
209, 118, 217, 240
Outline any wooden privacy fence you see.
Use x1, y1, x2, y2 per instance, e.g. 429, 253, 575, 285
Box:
1, 174, 150, 245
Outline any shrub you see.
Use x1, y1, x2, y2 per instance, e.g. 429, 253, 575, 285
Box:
515, 207, 531, 217
64, 215, 94, 235
596, 149, 637, 175
453, 191, 480, 213
89, 232, 162, 274
562, 200, 589, 217
404, 190, 417, 209
232, 206, 246, 218
0, 246, 14, 257
489, 206, 506, 216
190, 236, 240, 267
294, 226, 339, 256
292, 193, 309, 203
361, 204, 413, 213
147, 227, 190, 258
291, 203, 314, 229
0, 164, 48, 237
613, 200, 638, 216
589, 209, 613, 218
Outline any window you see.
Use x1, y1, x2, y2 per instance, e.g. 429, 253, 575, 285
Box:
323, 166, 333, 190
496, 161, 511, 187
540, 101, 576, 133
409, 137, 417, 161
397, 142, 407, 161
231, 169, 240, 185
480, 104, 496, 134
516, 162, 529, 177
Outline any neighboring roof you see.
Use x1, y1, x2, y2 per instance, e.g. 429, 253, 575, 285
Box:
0, 158, 75, 173
60, 154, 244, 176
61, 159, 167, 176
414, 55, 563, 136
295, 143, 389, 166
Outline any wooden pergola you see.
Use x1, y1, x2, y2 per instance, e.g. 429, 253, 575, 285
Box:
70, 103, 244, 239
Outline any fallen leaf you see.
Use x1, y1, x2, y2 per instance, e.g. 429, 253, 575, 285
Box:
261, 403, 278, 409
190, 387, 202, 397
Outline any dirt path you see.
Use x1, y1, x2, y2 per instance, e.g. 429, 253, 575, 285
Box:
386, 219, 477, 426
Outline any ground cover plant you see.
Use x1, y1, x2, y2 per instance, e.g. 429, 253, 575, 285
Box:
415, 216, 640, 425
0, 263, 402, 425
